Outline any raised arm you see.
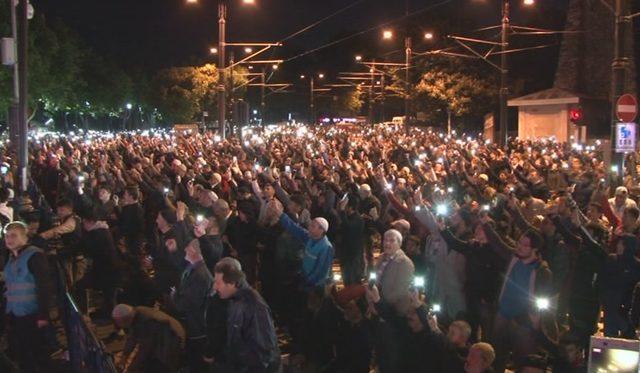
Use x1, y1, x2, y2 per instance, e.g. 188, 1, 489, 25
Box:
481, 221, 515, 261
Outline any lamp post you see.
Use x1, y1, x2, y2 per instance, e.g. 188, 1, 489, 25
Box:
303, 73, 324, 124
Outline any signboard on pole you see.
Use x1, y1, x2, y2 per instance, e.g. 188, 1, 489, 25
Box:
616, 94, 638, 122
615, 122, 636, 153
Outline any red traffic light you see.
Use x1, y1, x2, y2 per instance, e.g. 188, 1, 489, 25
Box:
570, 108, 583, 123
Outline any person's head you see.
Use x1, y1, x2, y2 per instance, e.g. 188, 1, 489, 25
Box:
112, 304, 135, 329
123, 186, 140, 204
587, 202, 603, 221
289, 194, 306, 215
516, 230, 543, 261
309, 217, 329, 240
358, 184, 372, 199
213, 257, 245, 299
237, 200, 258, 224
156, 209, 176, 232
263, 184, 276, 199
622, 206, 640, 230
465, 342, 495, 373
23, 213, 41, 237
558, 332, 583, 367
448, 320, 471, 348
383, 229, 403, 255
4, 221, 28, 251
0, 187, 10, 204
98, 186, 112, 203
451, 208, 473, 235
345, 194, 360, 215
185, 239, 203, 264
198, 189, 218, 208
212, 199, 230, 221
615, 186, 629, 206
56, 199, 74, 220
390, 219, 411, 238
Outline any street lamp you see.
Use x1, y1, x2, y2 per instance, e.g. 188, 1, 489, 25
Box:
272, 64, 279, 70
523, 0, 535, 5
424, 32, 434, 40
318, 73, 325, 79
244, 47, 253, 53
187, 0, 255, 140
382, 29, 411, 130
210, 47, 218, 54
382, 30, 393, 39
355, 55, 362, 61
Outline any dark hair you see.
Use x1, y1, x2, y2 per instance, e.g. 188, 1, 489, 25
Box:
522, 229, 544, 251
124, 185, 140, 201
56, 198, 73, 209
0, 188, 9, 203
214, 259, 246, 287
290, 194, 306, 208
624, 206, 640, 221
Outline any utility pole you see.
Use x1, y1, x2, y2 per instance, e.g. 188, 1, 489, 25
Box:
610, 0, 632, 175
17, 0, 28, 193
369, 60, 375, 124
310, 77, 315, 124
499, 0, 510, 146
404, 0, 411, 132
381, 74, 386, 123
260, 67, 266, 126
218, 0, 227, 140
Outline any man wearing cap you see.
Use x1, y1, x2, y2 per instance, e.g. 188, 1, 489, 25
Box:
277, 207, 334, 290
3, 221, 53, 372
608, 186, 638, 220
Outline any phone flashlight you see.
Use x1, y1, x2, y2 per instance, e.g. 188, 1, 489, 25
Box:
415, 205, 421, 212
254, 163, 260, 171
611, 165, 619, 173
431, 304, 441, 313
333, 273, 342, 282
285, 165, 291, 173
536, 297, 550, 311
436, 204, 448, 216
414, 160, 422, 167
78, 175, 85, 183
163, 187, 169, 194
1, 166, 8, 175
600, 178, 606, 183
368, 272, 377, 288
482, 205, 490, 212
447, 187, 454, 193
413, 276, 425, 288
196, 214, 204, 223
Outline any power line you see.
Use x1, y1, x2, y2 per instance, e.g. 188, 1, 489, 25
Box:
278, 0, 369, 43
282, 0, 454, 63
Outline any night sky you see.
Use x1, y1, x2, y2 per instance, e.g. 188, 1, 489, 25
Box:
30, 0, 570, 74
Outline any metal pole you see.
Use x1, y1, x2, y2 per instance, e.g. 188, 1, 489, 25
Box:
369, 60, 374, 124
499, 0, 510, 146
10, 0, 19, 146
229, 50, 235, 137
610, 0, 631, 177
405, 36, 411, 131
310, 77, 315, 124
381, 74, 386, 123
260, 67, 266, 125
218, 0, 227, 139
447, 108, 452, 136
17, 0, 28, 193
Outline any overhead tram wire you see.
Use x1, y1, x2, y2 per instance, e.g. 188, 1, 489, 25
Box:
281, 0, 454, 64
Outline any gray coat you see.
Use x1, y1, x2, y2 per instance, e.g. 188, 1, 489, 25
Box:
378, 249, 415, 315
172, 260, 213, 338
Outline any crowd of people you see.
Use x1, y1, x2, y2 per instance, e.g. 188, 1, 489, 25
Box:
1, 123, 640, 372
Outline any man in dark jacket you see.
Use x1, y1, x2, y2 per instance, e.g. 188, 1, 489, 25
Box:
112, 304, 186, 373
170, 238, 213, 372
601, 234, 640, 337
212, 257, 280, 372
337, 194, 365, 285
118, 185, 145, 256
75, 210, 124, 318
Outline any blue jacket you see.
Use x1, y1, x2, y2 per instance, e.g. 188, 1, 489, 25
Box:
4, 246, 42, 317
279, 214, 334, 288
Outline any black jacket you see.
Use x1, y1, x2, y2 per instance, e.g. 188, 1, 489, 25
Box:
224, 284, 280, 371
172, 260, 213, 338
118, 202, 145, 254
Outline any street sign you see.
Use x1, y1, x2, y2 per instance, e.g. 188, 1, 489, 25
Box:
616, 94, 638, 122
615, 122, 636, 153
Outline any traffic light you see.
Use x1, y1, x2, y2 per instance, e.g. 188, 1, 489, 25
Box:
569, 107, 584, 125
